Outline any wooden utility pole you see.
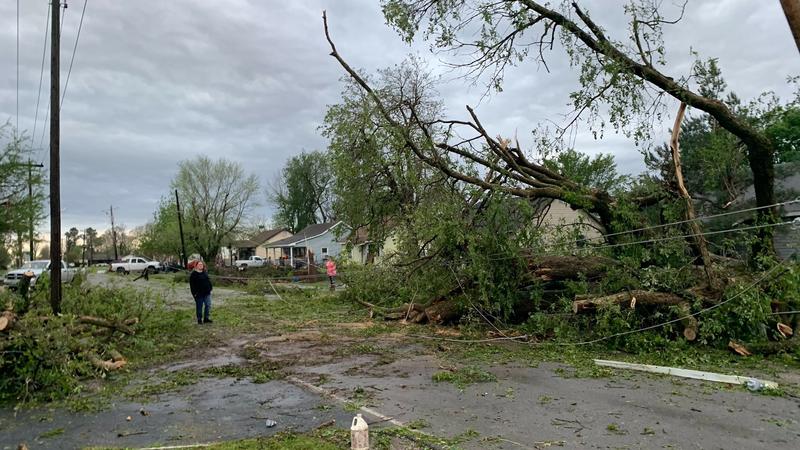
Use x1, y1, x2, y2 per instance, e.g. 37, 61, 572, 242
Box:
82, 228, 87, 265
27, 160, 43, 260
88, 230, 93, 265
49, 0, 62, 314
781, 0, 800, 53
28, 160, 34, 260
110, 205, 118, 260
175, 189, 187, 267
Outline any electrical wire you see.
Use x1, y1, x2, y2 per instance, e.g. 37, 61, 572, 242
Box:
478, 218, 796, 263
546, 263, 789, 347
581, 220, 794, 253
405, 263, 790, 347
60, 0, 87, 109
31, 2, 51, 145
16, 0, 20, 133
38, 1, 67, 149
464, 199, 800, 263
574, 198, 800, 246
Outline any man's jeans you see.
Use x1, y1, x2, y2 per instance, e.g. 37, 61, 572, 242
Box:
195, 294, 211, 322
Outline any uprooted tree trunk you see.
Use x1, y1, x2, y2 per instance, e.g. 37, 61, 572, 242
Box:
382, 256, 617, 325
384, 286, 464, 325
573, 290, 699, 341
527, 255, 615, 282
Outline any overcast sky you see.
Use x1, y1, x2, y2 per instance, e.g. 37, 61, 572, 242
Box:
1, 0, 798, 234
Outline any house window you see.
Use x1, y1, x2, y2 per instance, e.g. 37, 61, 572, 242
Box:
321, 247, 328, 255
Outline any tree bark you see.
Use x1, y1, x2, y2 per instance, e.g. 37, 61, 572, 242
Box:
515, 0, 778, 256
79, 316, 137, 335
322, 11, 622, 235
89, 353, 127, 371
572, 290, 697, 340
572, 290, 687, 313
781, 0, 800, 54
527, 255, 614, 281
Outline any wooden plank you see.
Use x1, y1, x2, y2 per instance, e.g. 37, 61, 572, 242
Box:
593, 359, 778, 389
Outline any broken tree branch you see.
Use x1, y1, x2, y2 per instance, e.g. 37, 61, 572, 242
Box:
79, 316, 137, 335
670, 102, 717, 288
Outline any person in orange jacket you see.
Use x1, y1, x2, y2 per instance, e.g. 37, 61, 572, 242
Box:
325, 257, 337, 291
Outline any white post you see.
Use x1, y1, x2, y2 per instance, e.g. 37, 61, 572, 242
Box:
289, 246, 294, 268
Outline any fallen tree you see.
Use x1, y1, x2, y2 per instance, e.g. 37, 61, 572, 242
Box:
0, 282, 153, 403
527, 255, 614, 282
79, 316, 139, 335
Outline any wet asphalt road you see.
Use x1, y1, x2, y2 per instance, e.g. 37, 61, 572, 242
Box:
3, 274, 800, 449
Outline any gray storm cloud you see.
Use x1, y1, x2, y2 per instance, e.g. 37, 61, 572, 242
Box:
0, 0, 797, 231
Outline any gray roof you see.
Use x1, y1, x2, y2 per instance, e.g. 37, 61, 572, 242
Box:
737, 163, 800, 217
249, 228, 288, 245
232, 228, 288, 249
266, 222, 342, 247
232, 239, 257, 248
778, 172, 800, 217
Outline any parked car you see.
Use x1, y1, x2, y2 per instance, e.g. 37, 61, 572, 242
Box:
3, 260, 77, 289
109, 256, 163, 275
234, 255, 267, 269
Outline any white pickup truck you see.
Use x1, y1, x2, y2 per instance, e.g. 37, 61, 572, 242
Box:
3, 260, 76, 289
234, 255, 267, 268
109, 256, 163, 275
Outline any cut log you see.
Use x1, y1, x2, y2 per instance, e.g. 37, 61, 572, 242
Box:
729, 341, 752, 356
677, 303, 698, 342
731, 339, 799, 356
385, 302, 425, 319
0, 310, 15, 332
79, 316, 136, 335
109, 350, 125, 362
424, 298, 461, 324
383, 296, 461, 324
572, 290, 686, 314
89, 353, 127, 371
777, 322, 793, 338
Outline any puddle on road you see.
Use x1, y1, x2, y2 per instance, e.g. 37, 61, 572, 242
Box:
1, 378, 349, 450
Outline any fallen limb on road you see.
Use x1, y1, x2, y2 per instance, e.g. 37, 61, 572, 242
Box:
594, 359, 778, 389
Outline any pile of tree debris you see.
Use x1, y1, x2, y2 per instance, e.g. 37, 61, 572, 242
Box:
371, 254, 798, 355
0, 282, 144, 402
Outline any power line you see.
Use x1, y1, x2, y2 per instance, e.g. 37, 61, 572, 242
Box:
61, 0, 87, 109
476, 219, 796, 262
546, 264, 789, 347
585, 220, 795, 252
39, 1, 67, 149
474, 199, 800, 262
575, 198, 800, 246
406, 263, 790, 346
16, 0, 20, 132
31, 2, 51, 145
